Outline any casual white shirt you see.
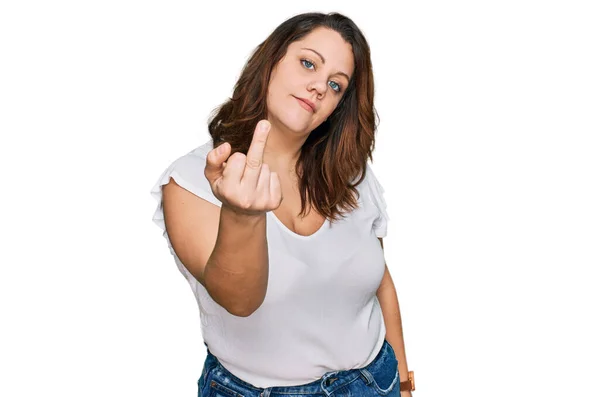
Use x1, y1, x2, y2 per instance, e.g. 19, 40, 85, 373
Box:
150, 138, 391, 388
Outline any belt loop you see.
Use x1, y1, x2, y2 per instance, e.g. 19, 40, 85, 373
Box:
359, 368, 374, 385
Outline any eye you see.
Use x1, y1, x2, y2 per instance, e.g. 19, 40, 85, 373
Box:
301, 59, 315, 70
329, 81, 341, 93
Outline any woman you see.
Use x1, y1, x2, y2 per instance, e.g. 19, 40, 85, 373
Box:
151, 12, 415, 397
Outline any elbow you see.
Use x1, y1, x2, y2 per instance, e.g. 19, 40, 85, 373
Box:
228, 308, 253, 318
226, 305, 258, 318
226, 299, 265, 318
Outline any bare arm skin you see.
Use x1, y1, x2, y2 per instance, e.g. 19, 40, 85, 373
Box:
376, 237, 412, 395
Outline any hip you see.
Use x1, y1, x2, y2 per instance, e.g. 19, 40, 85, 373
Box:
197, 339, 400, 397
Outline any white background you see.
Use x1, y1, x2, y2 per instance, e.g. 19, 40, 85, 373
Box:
1, 1, 598, 396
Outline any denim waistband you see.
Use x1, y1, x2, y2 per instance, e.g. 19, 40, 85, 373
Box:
202, 338, 399, 396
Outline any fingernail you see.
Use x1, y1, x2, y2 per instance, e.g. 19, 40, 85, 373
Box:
217, 144, 225, 154
260, 121, 269, 132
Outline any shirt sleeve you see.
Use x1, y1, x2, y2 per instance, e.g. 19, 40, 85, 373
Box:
365, 164, 390, 238
150, 148, 222, 239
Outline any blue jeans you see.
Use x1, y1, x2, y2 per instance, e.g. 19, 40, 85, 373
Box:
197, 339, 400, 396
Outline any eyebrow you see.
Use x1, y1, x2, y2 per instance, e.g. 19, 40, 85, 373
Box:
301, 47, 351, 82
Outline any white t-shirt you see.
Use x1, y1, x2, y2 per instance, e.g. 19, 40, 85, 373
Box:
150, 139, 391, 388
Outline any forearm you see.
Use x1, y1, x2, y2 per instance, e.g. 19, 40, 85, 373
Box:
204, 205, 269, 317
377, 282, 410, 381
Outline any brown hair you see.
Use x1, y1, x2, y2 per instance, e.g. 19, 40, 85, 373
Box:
208, 12, 379, 222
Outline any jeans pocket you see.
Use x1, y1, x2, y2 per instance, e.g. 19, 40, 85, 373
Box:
361, 340, 401, 395
366, 367, 400, 396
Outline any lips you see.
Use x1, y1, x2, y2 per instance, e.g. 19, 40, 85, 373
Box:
294, 96, 316, 113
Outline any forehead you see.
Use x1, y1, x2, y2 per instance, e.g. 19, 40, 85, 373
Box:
287, 27, 354, 76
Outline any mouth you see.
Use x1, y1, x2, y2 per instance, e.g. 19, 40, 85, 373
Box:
293, 96, 315, 113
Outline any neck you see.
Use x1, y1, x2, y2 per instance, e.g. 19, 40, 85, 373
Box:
262, 119, 309, 175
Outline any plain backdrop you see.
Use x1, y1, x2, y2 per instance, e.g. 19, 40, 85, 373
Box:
1, 1, 598, 396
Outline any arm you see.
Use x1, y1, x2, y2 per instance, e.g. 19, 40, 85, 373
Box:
163, 120, 279, 318
162, 179, 269, 317
376, 237, 412, 394
204, 205, 269, 317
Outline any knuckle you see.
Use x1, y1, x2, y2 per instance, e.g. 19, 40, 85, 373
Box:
238, 194, 255, 210
246, 157, 261, 169
227, 152, 241, 162
229, 152, 243, 162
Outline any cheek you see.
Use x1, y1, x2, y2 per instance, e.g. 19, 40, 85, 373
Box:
319, 101, 339, 120
266, 80, 282, 111
267, 76, 288, 104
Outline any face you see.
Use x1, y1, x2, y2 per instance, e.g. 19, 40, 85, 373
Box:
266, 27, 355, 136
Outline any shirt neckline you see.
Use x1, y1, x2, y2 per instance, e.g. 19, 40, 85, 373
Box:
267, 211, 330, 240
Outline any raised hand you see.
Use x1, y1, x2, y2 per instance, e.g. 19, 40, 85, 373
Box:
204, 120, 283, 216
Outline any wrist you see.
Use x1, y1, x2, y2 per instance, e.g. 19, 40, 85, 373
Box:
399, 371, 410, 382
399, 370, 415, 392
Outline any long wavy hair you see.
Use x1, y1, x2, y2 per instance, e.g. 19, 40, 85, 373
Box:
208, 12, 379, 222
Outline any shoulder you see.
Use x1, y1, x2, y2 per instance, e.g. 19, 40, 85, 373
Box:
172, 139, 215, 171
364, 163, 385, 202
359, 163, 390, 238
150, 138, 222, 208
351, 163, 383, 200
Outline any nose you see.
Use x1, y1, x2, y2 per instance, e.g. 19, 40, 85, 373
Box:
307, 79, 327, 98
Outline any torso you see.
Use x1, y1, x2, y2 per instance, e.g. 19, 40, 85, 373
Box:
271, 170, 326, 237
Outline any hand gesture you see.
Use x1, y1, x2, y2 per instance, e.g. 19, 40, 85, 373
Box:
204, 120, 283, 216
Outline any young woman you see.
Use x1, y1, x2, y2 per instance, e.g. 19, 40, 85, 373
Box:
151, 11, 414, 397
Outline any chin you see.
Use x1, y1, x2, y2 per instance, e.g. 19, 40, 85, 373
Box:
285, 120, 313, 135
274, 110, 314, 135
